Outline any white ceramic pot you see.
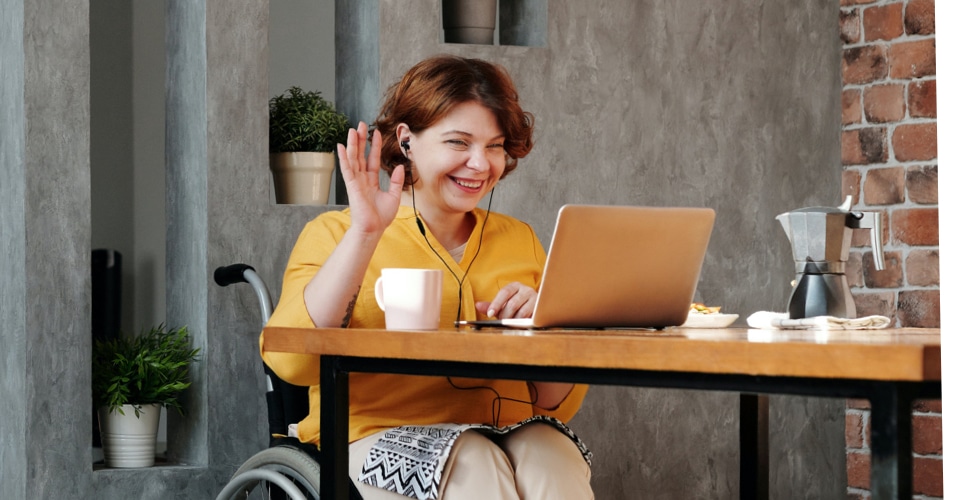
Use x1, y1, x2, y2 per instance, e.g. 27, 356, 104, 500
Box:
97, 404, 161, 468
269, 151, 336, 205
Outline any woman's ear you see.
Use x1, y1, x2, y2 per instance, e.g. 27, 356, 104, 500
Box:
396, 124, 412, 158
396, 124, 410, 145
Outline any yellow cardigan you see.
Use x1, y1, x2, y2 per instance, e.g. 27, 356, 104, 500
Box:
260, 206, 589, 445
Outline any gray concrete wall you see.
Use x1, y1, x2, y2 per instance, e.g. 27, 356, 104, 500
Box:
2, 0, 846, 497
92, 0, 328, 496
89, 0, 336, 342
269, 0, 336, 101
0, 0, 28, 497
4, 0, 307, 497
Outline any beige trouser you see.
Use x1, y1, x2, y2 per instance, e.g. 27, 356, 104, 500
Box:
349, 422, 594, 500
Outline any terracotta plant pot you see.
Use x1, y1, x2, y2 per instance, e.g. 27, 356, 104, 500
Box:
442, 0, 497, 44
269, 152, 336, 205
97, 404, 161, 468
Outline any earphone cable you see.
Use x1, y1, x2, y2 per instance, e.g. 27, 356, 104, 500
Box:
445, 376, 538, 427
410, 184, 494, 324
408, 183, 538, 426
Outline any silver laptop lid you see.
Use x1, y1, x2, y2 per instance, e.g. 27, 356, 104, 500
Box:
528, 204, 715, 329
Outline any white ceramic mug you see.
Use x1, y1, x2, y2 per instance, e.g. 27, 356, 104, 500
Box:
374, 268, 443, 330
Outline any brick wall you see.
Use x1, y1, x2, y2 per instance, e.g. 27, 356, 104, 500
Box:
839, 0, 942, 498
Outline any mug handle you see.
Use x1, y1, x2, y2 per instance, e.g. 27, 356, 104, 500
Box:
374, 277, 386, 311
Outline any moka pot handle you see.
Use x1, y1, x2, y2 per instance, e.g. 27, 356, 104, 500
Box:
848, 211, 885, 270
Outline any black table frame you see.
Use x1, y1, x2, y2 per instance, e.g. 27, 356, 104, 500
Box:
318, 355, 941, 500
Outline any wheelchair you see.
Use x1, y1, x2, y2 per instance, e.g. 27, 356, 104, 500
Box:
214, 264, 362, 500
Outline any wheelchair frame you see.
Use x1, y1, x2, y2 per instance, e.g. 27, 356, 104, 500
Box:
213, 263, 362, 500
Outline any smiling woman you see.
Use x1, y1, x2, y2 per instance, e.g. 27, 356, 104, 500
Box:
399, 101, 507, 239
261, 55, 594, 500
374, 55, 534, 187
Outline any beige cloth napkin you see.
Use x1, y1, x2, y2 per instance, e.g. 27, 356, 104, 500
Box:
746, 311, 891, 330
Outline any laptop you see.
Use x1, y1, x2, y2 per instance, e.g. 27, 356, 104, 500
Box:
457, 204, 716, 329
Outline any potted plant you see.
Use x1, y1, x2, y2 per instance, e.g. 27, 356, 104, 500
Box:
93, 324, 200, 468
269, 86, 351, 205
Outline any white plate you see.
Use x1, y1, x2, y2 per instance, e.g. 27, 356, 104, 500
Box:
681, 313, 739, 328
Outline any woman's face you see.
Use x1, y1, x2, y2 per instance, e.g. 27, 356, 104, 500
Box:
403, 101, 506, 218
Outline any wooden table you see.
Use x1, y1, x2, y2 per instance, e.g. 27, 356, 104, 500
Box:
262, 326, 941, 500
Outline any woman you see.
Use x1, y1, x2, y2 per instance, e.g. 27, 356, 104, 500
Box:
261, 55, 593, 500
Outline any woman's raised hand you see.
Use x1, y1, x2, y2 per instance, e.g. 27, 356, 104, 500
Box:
302, 124, 406, 328
336, 122, 406, 235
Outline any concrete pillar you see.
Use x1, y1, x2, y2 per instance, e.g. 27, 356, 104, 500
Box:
1, 0, 93, 497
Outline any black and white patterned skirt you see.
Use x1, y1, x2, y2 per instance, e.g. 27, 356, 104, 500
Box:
358, 415, 592, 500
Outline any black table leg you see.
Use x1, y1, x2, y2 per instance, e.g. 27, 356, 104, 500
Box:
320, 355, 351, 500
868, 384, 913, 500
740, 394, 769, 500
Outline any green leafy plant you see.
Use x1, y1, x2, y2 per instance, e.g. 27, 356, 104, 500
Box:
269, 86, 351, 154
92, 324, 200, 417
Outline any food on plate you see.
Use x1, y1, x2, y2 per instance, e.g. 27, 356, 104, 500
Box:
689, 302, 722, 314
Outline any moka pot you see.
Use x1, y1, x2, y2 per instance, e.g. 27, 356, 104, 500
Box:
776, 196, 885, 319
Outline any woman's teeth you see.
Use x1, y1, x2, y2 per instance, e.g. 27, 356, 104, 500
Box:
453, 178, 482, 189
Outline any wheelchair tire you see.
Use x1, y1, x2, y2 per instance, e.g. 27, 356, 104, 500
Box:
217, 445, 321, 500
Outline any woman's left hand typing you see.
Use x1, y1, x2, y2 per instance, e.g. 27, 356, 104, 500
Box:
475, 282, 537, 319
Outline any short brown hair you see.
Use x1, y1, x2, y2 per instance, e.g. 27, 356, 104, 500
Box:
373, 55, 534, 187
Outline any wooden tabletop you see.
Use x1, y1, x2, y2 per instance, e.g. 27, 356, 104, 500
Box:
262, 326, 941, 382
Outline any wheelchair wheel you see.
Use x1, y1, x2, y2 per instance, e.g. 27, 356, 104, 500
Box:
216, 445, 321, 500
